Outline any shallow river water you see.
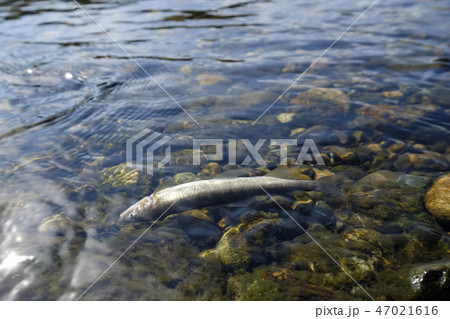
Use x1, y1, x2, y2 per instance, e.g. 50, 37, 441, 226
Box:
0, 0, 449, 300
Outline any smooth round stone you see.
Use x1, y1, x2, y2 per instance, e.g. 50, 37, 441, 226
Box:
425, 174, 450, 228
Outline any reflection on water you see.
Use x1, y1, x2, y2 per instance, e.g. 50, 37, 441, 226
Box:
0, 0, 449, 300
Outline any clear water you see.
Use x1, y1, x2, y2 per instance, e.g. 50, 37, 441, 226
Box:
0, 0, 449, 300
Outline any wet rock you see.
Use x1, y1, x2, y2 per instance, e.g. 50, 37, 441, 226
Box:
292, 195, 313, 209
254, 195, 297, 212
342, 228, 392, 257
312, 168, 334, 180
196, 73, 228, 86
344, 175, 425, 221
325, 146, 357, 164
410, 263, 450, 300
172, 149, 207, 166
279, 233, 339, 273
407, 226, 443, 251
352, 130, 365, 143
226, 82, 249, 95
359, 170, 401, 187
38, 213, 72, 236
397, 174, 431, 188
91, 225, 227, 300
199, 249, 221, 265
215, 224, 250, 267
238, 90, 278, 106
430, 86, 450, 107
60, 182, 98, 202
336, 166, 366, 181
180, 65, 192, 75
173, 172, 198, 184
262, 267, 294, 280
215, 216, 285, 267
202, 162, 222, 177
280, 229, 389, 294
334, 209, 377, 230
370, 150, 392, 171
367, 143, 383, 153
267, 166, 313, 180
413, 144, 427, 151
282, 63, 296, 73
408, 153, 449, 171
425, 174, 450, 228
289, 127, 306, 137
291, 125, 332, 145
329, 129, 351, 145
388, 142, 407, 154
310, 204, 335, 228
290, 88, 350, 114
353, 115, 379, 129
383, 90, 404, 98
164, 209, 222, 248
185, 95, 231, 110
357, 104, 437, 127
277, 112, 295, 123
227, 266, 335, 300
100, 164, 149, 195
394, 152, 449, 171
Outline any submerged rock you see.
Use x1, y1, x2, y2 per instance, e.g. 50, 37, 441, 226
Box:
430, 86, 450, 107
164, 209, 222, 248
100, 163, 151, 196
196, 73, 228, 86
343, 173, 427, 221
214, 214, 297, 268
358, 170, 401, 187
397, 174, 431, 188
172, 149, 207, 166
356, 104, 437, 128
202, 162, 222, 177
325, 146, 357, 164
290, 88, 350, 114
227, 266, 335, 300
394, 152, 449, 171
410, 263, 450, 300
238, 90, 278, 106
101, 163, 140, 187
425, 174, 450, 228
277, 112, 295, 123
383, 90, 404, 98
215, 224, 250, 267
38, 213, 73, 236
173, 172, 198, 184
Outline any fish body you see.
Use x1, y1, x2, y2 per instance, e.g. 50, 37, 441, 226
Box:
119, 176, 318, 223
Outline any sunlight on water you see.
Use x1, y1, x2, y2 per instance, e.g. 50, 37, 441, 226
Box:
0, 252, 34, 274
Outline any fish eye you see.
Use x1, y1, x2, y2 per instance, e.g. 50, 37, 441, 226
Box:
129, 213, 135, 219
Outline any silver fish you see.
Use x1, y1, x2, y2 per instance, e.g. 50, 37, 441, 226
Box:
119, 176, 318, 223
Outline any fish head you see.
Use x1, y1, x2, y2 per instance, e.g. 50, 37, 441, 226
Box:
119, 195, 154, 223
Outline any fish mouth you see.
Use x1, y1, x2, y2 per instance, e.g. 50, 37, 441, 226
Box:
118, 205, 136, 224
118, 195, 154, 224
118, 201, 142, 223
